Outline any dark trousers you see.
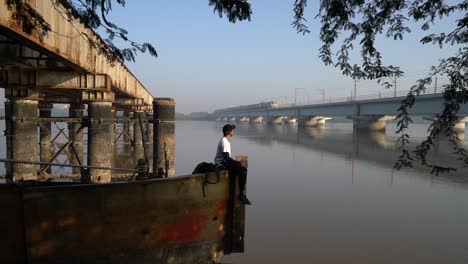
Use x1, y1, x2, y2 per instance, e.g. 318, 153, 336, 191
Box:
224, 159, 247, 193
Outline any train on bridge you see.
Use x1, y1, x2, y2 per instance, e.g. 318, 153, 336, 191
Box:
214, 101, 278, 114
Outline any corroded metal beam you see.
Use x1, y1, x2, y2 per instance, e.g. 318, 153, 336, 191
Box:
0, 69, 111, 90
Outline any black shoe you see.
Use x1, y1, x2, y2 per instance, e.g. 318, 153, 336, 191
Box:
239, 194, 252, 205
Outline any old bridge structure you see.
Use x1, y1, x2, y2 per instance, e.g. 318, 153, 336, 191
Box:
0, 0, 175, 182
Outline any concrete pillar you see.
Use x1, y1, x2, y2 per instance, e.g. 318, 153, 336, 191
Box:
68, 104, 85, 174
269, 116, 283, 125
351, 115, 395, 132
39, 103, 53, 174
239, 117, 249, 123
153, 98, 175, 178
133, 111, 144, 164
301, 116, 331, 127
87, 102, 113, 183
354, 119, 386, 131
251, 116, 264, 123
454, 118, 468, 134
9, 99, 39, 181
287, 117, 297, 125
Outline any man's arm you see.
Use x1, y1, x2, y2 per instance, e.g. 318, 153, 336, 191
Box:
222, 152, 237, 163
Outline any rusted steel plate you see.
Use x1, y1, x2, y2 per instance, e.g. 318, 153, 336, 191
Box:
0, 69, 111, 90
232, 156, 247, 253
4, 172, 242, 263
0, 0, 153, 105
0, 185, 25, 264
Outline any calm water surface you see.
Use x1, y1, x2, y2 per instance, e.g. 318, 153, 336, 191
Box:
176, 121, 468, 264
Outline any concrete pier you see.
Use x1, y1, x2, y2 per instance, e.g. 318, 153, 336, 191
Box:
153, 98, 176, 178
350, 115, 396, 132
9, 99, 39, 181
269, 116, 284, 125
69, 104, 85, 174
39, 103, 53, 174
251, 116, 264, 123
239, 117, 249, 123
301, 116, 331, 127
87, 102, 114, 183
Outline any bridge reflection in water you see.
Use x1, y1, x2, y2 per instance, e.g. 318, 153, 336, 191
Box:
232, 122, 468, 182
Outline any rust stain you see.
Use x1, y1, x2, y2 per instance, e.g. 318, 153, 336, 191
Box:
57, 216, 76, 227
35, 239, 57, 257
165, 215, 207, 243
215, 200, 227, 214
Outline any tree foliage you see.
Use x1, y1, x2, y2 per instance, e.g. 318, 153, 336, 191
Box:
6, 0, 468, 172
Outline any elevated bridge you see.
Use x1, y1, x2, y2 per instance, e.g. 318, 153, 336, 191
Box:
0, 0, 176, 182
213, 93, 468, 133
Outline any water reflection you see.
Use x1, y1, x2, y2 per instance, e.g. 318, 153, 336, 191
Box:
234, 123, 468, 181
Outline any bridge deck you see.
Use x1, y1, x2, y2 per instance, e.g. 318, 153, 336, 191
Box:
0, 0, 152, 107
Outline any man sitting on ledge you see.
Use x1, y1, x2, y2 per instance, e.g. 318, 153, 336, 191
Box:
214, 124, 251, 205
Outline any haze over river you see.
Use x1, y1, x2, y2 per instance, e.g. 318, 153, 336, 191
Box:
177, 121, 468, 264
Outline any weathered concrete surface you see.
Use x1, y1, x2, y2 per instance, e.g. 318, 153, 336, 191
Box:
9, 99, 39, 180
153, 98, 175, 177
87, 102, 113, 183
0, 172, 245, 264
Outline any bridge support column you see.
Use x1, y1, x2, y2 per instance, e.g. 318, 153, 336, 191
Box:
300, 116, 331, 127
251, 116, 264, 123
69, 103, 85, 174
350, 115, 395, 132
287, 117, 297, 125
8, 99, 39, 181
424, 116, 468, 140
153, 98, 176, 178
87, 102, 113, 183
454, 117, 468, 134
39, 103, 53, 175
268, 116, 284, 125
239, 117, 249, 123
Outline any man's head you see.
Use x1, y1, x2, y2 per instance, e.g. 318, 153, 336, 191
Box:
223, 124, 236, 137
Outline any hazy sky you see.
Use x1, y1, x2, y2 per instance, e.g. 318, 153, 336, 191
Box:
107, 1, 461, 113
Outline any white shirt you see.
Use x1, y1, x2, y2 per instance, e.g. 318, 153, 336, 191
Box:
214, 137, 231, 164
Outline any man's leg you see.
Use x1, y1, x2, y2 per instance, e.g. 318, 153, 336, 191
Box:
225, 160, 251, 205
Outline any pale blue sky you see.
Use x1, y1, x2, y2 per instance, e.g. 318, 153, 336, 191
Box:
107, 1, 461, 113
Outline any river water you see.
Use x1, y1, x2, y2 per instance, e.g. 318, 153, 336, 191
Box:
176, 121, 468, 264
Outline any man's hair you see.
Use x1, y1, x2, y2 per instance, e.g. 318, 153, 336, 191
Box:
223, 124, 236, 135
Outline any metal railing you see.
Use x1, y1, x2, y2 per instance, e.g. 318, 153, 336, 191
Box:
279, 87, 440, 108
